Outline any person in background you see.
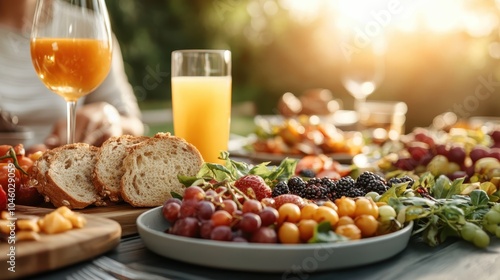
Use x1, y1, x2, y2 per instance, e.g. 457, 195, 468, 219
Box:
0, 0, 144, 151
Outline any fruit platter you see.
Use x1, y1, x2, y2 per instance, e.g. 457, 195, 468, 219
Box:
137, 123, 500, 271
137, 152, 414, 271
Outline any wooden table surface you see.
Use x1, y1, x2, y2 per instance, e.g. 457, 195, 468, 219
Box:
29, 233, 500, 280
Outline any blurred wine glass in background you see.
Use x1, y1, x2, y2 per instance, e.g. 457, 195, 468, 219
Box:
339, 35, 386, 113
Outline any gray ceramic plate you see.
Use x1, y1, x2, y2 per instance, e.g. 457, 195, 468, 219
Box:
137, 207, 413, 272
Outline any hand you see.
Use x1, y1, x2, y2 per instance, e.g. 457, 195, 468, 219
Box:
45, 102, 123, 148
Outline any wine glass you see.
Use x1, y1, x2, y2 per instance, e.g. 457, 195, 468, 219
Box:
339, 36, 385, 113
30, 0, 113, 144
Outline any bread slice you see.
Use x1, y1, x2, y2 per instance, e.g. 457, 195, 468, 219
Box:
33, 143, 102, 209
120, 132, 204, 207
92, 135, 149, 201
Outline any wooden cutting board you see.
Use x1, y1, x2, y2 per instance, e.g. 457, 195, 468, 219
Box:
17, 204, 152, 237
0, 208, 121, 279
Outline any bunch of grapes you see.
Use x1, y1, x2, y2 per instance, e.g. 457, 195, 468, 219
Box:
162, 185, 281, 243
481, 204, 500, 242
381, 129, 500, 182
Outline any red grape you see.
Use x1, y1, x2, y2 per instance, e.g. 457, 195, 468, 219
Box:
210, 225, 233, 241
414, 132, 435, 147
250, 227, 278, 243
183, 186, 205, 201
259, 207, 279, 226
179, 199, 198, 218
419, 153, 434, 166
490, 130, 500, 143
211, 210, 233, 226
488, 148, 500, 161
171, 217, 200, 237
469, 146, 490, 163
435, 144, 449, 157
196, 200, 215, 220
220, 199, 237, 215
465, 164, 475, 177
162, 201, 181, 223
239, 212, 262, 233
200, 220, 214, 239
407, 143, 430, 162
164, 198, 181, 205
242, 199, 263, 214
393, 158, 417, 171
448, 146, 466, 164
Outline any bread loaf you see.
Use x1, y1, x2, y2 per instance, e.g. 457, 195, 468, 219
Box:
92, 135, 148, 201
32, 143, 102, 209
120, 133, 204, 207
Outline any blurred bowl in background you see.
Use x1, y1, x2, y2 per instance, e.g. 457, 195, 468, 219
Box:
255, 110, 358, 131
357, 101, 408, 141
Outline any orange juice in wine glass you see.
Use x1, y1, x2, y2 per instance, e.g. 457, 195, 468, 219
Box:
30, 38, 111, 101
30, 0, 113, 144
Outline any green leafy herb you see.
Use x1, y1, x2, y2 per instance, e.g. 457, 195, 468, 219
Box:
178, 151, 298, 188
308, 221, 348, 243
431, 175, 465, 199
469, 189, 489, 207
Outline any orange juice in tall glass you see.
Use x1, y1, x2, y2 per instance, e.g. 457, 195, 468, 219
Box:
171, 50, 231, 163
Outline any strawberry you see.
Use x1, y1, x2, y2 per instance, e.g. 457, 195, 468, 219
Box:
273, 194, 305, 209
234, 175, 271, 201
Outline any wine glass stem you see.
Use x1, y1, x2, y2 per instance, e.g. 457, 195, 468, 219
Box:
354, 97, 366, 112
354, 98, 366, 132
66, 100, 77, 144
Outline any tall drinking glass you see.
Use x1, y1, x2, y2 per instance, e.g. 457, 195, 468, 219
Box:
171, 50, 232, 163
30, 0, 113, 144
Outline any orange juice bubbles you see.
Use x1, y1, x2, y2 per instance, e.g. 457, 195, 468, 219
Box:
171, 50, 232, 163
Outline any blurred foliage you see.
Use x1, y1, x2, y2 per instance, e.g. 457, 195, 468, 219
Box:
107, 0, 500, 131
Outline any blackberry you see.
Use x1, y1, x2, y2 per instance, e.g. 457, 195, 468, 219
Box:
298, 169, 316, 178
327, 176, 364, 200
387, 176, 415, 189
304, 185, 328, 200
272, 181, 290, 197
322, 176, 365, 201
320, 177, 336, 194
303, 178, 328, 200
287, 176, 307, 197
356, 171, 388, 195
